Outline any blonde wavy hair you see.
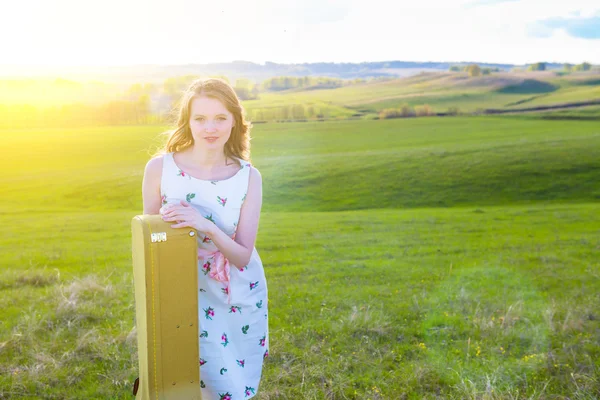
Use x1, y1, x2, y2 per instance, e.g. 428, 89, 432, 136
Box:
154, 78, 252, 164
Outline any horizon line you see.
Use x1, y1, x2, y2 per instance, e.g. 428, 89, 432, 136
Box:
0, 58, 596, 70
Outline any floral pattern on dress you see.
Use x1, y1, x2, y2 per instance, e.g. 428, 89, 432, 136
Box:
202, 261, 211, 275
178, 169, 191, 179
161, 152, 268, 398
221, 333, 229, 347
204, 307, 215, 320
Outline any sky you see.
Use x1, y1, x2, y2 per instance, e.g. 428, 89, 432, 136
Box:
1, 0, 598, 67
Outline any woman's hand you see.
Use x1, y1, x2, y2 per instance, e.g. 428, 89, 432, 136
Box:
160, 200, 216, 235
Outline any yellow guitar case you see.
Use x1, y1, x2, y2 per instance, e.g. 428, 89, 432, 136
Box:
131, 214, 202, 399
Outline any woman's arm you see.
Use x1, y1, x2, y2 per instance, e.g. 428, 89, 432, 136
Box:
208, 166, 263, 269
142, 156, 163, 215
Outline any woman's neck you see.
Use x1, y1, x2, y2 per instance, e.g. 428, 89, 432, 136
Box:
186, 146, 231, 169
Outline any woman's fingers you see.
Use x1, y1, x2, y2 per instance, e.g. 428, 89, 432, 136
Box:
162, 209, 192, 220
161, 204, 198, 225
160, 204, 176, 215
164, 209, 184, 217
162, 213, 184, 224
162, 206, 179, 216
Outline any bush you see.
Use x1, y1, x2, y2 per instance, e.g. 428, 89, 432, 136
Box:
379, 105, 416, 119
573, 62, 592, 72
234, 87, 254, 100
400, 104, 414, 117
415, 104, 434, 117
447, 106, 460, 116
379, 108, 401, 119
465, 64, 481, 77
291, 104, 306, 119
528, 62, 547, 71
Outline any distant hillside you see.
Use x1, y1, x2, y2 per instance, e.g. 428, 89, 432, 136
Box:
242, 70, 600, 121
1, 68, 598, 128
0, 60, 559, 83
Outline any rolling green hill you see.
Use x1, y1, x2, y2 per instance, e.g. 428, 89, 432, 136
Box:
243, 71, 600, 120
2, 117, 599, 214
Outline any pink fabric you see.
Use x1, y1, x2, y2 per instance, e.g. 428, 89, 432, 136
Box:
198, 232, 237, 304
198, 248, 232, 304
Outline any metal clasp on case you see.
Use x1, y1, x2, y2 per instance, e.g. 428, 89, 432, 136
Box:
151, 232, 167, 242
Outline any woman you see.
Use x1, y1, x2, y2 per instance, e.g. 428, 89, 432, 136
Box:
142, 78, 269, 399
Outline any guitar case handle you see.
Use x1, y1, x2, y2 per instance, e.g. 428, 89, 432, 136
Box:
132, 377, 139, 396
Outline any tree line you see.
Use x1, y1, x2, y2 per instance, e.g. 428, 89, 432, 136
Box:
450, 62, 593, 76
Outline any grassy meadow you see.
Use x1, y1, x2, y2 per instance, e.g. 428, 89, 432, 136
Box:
243, 71, 600, 120
1, 115, 599, 399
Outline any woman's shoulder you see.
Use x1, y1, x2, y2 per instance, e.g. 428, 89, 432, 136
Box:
247, 163, 262, 186
146, 153, 165, 169
144, 153, 170, 179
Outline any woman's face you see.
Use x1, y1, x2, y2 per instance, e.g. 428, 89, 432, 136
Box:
189, 95, 235, 148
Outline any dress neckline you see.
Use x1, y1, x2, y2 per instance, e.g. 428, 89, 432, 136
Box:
170, 152, 246, 183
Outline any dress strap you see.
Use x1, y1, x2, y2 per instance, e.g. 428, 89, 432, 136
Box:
238, 157, 252, 169
160, 152, 177, 199
238, 157, 252, 198
163, 152, 177, 174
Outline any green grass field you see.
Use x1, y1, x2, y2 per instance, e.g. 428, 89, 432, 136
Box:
1, 116, 599, 399
511, 105, 600, 120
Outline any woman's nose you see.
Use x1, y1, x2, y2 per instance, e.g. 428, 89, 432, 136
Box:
204, 121, 217, 131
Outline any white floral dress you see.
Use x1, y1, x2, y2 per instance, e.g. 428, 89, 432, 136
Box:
160, 152, 269, 400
